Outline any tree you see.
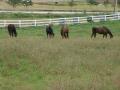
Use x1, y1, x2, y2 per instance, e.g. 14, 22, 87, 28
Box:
69, 0, 74, 7
118, 0, 120, 6
113, 0, 118, 12
104, 0, 110, 5
8, 0, 21, 7
104, 0, 110, 7
69, 0, 75, 11
87, 0, 99, 5
21, 0, 33, 7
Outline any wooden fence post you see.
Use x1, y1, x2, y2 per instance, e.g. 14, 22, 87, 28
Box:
104, 15, 107, 21
34, 20, 37, 27
19, 20, 21, 27
4, 20, 6, 27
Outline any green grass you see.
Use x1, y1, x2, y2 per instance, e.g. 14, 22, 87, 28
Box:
0, 13, 108, 20
0, 13, 84, 20
0, 21, 120, 90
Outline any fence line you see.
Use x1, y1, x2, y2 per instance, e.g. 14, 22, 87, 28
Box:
0, 13, 120, 27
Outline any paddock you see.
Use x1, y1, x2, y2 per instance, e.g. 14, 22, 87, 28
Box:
0, 20, 120, 90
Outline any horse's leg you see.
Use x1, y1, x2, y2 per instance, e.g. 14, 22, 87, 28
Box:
91, 33, 94, 38
47, 32, 49, 38
62, 33, 65, 38
64, 33, 67, 39
52, 33, 54, 38
66, 32, 69, 38
103, 34, 105, 38
14, 30, 17, 37
50, 33, 53, 39
8, 30, 12, 37
49, 34, 51, 38
93, 33, 96, 38
105, 34, 107, 38
11, 31, 14, 37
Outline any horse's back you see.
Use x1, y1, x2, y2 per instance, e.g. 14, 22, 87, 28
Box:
8, 24, 16, 30
7, 24, 17, 37
92, 27, 107, 34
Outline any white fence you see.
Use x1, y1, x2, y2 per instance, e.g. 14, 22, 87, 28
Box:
0, 13, 120, 27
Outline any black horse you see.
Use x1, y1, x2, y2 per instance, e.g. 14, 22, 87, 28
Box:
8, 24, 17, 37
91, 26, 113, 38
46, 24, 54, 38
60, 25, 69, 39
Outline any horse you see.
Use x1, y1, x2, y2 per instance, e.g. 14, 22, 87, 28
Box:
46, 24, 54, 38
7, 24, 17, 37
91, 26, 113, 38
60, 25, 69, 39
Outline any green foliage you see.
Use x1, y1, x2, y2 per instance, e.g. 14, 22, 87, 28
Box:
21, 0, 33, 7
8, 0, 33, 7
87, 16, 93, 23
87, 0, 99, 5
8, 0, 21, 7
69, 0, 74, 7
103, 0, 110, 7
118, 0, 120, 6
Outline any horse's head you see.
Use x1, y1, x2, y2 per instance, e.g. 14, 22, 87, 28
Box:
110, 34, 113, 38
103, 26, 113, 38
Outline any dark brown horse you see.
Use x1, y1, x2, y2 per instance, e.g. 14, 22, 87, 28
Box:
91, 26, 113, 38
61, 25, 69, 39
8, 24, 17, 37
46, 24, 54, 38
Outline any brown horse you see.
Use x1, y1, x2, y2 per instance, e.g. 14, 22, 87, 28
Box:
91, 26, 113, 38
46, 24, 54, 38
60, 25, 69, 39
8, 24, 17, 37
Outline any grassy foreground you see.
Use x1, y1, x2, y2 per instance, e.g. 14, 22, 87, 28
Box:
0, 21, 120, 90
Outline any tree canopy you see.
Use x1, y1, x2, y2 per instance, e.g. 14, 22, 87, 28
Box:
8, 0, 33, 7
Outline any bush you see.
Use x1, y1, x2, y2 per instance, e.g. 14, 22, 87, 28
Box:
87, 0, 99, 5
87, 16, 93, 23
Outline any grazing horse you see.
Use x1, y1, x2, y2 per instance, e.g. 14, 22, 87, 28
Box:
60, 25, 69, 39
46, 24, 54, 38
8, 24, 17, 37
91, 26, 113, 38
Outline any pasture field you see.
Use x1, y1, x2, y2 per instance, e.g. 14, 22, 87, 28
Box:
0, 21, 120, 90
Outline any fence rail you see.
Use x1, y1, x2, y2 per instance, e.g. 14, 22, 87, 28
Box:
0, 13, 120, 27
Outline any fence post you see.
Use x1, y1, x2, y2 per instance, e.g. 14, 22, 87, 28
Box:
78, 17, 80, 24
104, 15, 107, 21
4, 20, 6, 27
19, 20, 21, 27
91, 16, 94, 22
49, 19, 52, 24
34, 20, 37, 27
118, 13, 120, 20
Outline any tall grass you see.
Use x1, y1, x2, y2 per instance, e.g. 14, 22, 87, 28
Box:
0, 21, 120, 90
